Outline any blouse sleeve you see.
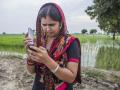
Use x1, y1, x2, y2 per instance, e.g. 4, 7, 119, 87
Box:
66, 39, 81, 63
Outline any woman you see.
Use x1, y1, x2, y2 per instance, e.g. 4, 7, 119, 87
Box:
24, 2, 81, 90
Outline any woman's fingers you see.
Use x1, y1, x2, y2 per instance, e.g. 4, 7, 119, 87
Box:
29, 46, 47, 55
25, 33, 28, 38
33, 38, 37, 46
24, 38, 33, 46
27, 49, 42, 63
29, 46, 40, 52
39, 46, 45, 50
24, 37, 32, 42
28, 49, 38, 56
28, 47, 43, 57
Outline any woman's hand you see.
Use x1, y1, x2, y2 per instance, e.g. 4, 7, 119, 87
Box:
23, 34, 37, 60
23, 34, 36, 50
27, 46, 50, 64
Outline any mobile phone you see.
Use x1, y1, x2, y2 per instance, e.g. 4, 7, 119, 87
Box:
28, 27, 36, 51
28, 27, 34, 45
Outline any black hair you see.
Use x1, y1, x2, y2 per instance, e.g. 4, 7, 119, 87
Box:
38, 3, 62, 22
36, 3, 66, 47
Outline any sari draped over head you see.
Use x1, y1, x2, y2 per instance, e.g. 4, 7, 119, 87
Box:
36, 2, 67, 47
35, 3, 81, 90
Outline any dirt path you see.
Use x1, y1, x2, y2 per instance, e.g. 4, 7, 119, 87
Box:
0, 56, 33, 90
0, 56, 120, 90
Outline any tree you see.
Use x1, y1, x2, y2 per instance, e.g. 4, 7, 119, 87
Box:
81, 29, 87, 34
90, 29, 97, 34
2, 32, 6, 35
22, 32, 25, 35
85, 0, 120, 40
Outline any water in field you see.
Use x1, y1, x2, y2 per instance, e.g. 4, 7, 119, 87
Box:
0, 40, 120, 70
81, 41, 120, 70
81, 41, 101, 67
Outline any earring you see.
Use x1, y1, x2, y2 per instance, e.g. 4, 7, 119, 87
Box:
59, 24, 62, 29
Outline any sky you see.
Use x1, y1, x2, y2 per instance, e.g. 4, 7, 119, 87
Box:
0, 0, 100, 34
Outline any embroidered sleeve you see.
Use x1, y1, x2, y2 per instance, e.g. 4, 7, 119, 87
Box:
66, 40, 80, 63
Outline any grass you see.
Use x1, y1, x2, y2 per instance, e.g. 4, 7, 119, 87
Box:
0, 34, 25, 53
0, 34, 120, 53
75, 34, 120, 70
96, 46, 120, 70
84, 70, 105, 80
74, 34, 114, 44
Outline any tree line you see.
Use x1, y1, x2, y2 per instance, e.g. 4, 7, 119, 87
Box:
81, 29, 97, 34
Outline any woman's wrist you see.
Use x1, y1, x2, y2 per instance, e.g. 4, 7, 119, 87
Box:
51, 64, 59, 73
27, 58, 35, 66
45, 57, 60, 73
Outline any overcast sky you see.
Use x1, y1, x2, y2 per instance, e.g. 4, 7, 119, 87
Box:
0, 0, 100, 34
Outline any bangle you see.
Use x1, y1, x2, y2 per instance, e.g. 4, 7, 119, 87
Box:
27, 59, 35, 66
27, 60, 35, 65
51, 64, 59, 73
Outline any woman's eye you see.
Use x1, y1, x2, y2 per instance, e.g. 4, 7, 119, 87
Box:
48, 24, 55, 26
42, 24, 47, 26
42, 24, 55, 27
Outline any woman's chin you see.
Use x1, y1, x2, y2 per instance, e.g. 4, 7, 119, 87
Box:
48, 34, 56, 38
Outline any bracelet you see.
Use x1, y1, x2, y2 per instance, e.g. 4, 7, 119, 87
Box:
27, 59, 35, 66
51, 64, 59, 73
27, 60, 35, 65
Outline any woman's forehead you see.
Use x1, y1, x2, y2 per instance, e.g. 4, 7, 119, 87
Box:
41, 16, 59, 23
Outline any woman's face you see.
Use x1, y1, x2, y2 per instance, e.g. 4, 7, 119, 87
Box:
41, 16, 60, 38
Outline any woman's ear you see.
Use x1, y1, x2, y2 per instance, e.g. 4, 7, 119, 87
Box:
59, 23, 62, 29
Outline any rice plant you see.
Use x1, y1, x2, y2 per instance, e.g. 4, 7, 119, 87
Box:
95, 46, 120, 70
0, 34, 25, 53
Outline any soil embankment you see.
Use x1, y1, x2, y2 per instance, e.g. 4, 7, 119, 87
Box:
0, 56, 120, 90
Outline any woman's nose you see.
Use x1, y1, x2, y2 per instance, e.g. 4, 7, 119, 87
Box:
46, 26, 51, 32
